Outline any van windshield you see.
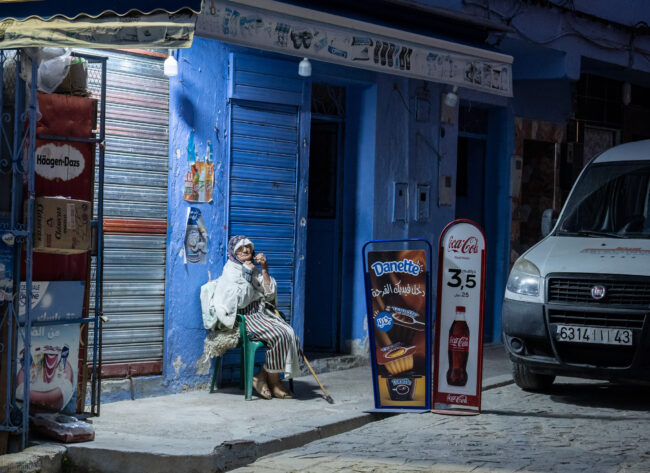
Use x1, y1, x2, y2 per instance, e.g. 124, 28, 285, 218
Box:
557, 162, 650, 238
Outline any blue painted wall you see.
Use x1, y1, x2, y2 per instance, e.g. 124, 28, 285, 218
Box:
513, 79, 573, 125
163, 36, 514, 389
338, 79, 377, 353
164, 37, 230, 389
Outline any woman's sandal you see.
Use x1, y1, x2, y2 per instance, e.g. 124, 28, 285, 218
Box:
271, 384, 293, 399
252, 376, 272, 400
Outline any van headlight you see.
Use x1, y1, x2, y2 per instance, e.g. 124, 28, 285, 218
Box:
506, 258, 541, 297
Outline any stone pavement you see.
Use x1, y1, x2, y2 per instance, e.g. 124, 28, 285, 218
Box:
0, 343, 512, 473
231, 378, 650, 473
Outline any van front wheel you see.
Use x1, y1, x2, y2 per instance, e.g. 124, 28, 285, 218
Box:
512, 361, 555, 391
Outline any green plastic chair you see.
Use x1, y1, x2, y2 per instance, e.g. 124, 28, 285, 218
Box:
210, 313, 294, 400
210, 314, 264, 400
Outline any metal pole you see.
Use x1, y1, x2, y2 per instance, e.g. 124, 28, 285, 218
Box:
20, 57, 38, 451
91, 57, 107, 417
8, 51, 26, 446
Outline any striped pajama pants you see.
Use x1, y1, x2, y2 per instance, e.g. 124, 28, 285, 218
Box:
240, 302, 300, 375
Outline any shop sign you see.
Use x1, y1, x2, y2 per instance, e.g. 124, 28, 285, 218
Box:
197, 0, 513, 97
433, 220, 486, 414
35, 143, 85, 182
363, 240, 432, 412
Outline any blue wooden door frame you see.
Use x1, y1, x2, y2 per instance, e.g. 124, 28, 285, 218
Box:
292, 78, 311, 345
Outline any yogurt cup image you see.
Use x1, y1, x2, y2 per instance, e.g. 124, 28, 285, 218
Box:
385, 375, 419, 401
377, 343, 416, 375
386, 306, 425, 344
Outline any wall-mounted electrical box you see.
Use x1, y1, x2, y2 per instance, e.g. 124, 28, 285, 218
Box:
416, 184, 430, 222
439, 175, 453, 207
393, 182, 409, 222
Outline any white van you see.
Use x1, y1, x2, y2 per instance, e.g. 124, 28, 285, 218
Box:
502, 140, 650, 389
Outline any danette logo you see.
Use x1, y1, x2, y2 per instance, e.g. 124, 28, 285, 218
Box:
448, 235, 479, 254
35, 144, 85, 181
371, 259, 422, 277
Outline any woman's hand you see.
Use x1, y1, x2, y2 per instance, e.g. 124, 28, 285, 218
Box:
255, 253, 268, 270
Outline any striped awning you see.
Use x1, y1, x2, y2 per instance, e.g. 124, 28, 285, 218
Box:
0, 0, 203, 48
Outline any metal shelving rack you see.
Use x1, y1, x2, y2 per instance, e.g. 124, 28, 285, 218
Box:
0, 50, 106, 451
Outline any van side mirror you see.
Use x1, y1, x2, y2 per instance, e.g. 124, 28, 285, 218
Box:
541, 209, 558, 237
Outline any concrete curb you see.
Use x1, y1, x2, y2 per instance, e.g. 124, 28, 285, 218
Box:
212, 374, 514, 472
483, 374, 515, 391
0, 444, 66, 473
2, 373, 515, 473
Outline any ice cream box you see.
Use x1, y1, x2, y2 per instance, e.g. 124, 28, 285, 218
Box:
19, 281, 85, 323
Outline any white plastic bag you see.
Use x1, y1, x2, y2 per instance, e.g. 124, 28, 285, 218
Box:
20, 47, 72, 93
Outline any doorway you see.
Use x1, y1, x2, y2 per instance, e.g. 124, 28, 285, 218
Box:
518, 140, 557, 253
304, 84, 345, 353
455, 136, 486, 226
456, 105, 488, 226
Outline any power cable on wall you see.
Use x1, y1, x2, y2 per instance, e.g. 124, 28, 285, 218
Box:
463, 0, 650, 62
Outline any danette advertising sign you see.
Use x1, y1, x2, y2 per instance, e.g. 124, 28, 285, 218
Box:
363, 240, 431, 411
433, 220, 486, 414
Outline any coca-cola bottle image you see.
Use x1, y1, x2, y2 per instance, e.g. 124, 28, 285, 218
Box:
446, 306, 469, 386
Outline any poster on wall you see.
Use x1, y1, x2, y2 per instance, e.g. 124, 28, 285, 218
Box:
363, 240, 432, 412
433, 220, 486, 414
183, 161, 215, 203
197, 1, 513, 97
15, 281, 85, 414
184, 207, 208, 264
183, 133, 215, 203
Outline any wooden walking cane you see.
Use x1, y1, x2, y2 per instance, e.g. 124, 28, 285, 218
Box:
301, 353, 335, 404
272, 308, 334, 404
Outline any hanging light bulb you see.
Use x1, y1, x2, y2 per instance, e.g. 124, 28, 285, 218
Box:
298, 57, 311, 77
164, 49, 178, 77
444, 86, 459, 108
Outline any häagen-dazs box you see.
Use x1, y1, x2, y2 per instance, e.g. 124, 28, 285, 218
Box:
33, 197, 91, 254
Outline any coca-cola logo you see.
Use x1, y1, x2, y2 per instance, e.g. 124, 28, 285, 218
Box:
446, 394, 468, 404
449, 335, 469, 350
448, 236, 479, 254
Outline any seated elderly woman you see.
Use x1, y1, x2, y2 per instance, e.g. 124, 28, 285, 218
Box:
202, 235, 300, 399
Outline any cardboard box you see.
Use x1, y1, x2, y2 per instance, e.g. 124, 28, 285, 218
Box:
55, 60, 89, 97
34, 197, 91, 254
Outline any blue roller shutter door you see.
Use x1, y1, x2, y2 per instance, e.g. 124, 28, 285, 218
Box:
227, 52, 308, 331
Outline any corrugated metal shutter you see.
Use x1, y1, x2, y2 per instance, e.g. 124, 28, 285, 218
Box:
81, 49, 169, 372
228, 53, 304, 322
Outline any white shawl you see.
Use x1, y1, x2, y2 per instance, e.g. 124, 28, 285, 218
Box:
200, 260, 277, 330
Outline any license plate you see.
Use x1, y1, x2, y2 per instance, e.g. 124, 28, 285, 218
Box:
555, 325, 633, 346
